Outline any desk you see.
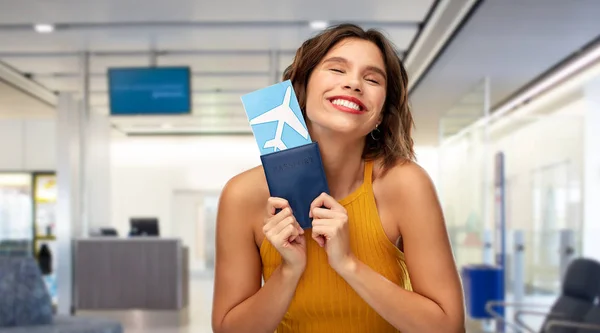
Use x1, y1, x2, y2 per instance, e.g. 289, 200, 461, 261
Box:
73, 238, 189, 310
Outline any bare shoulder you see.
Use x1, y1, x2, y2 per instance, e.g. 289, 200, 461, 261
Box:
373, 159, 441, 231
219, 165, 270, 246
221, 165, 270, 208
374, 159, 437, 201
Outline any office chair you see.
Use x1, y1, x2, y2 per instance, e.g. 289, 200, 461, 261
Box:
485, 257, 600, 333
545, 305, 600, 333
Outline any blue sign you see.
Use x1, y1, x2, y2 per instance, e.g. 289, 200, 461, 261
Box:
108, 67, 191, 115
241, 80, 312, 155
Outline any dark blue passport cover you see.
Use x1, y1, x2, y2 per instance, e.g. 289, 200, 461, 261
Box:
260, 142, 330, 229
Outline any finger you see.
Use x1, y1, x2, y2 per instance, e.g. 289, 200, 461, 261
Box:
271, 215, 296, 236
263, 208, 293, 238
287, 221, 302, 243
310, 192, 344, 213
289, 219, 305, 240
289, 226, 304, 243
312, 232, 325, 247
278, 224, 298, 247
263, 206, 292, 229
266, 197, 290, 216
295, 233, 306, 246
311, 218, 339, 227
310, 207, 343, 220
312, 224, 335, 237
293, 220, 305, 235
312, 225, 334, 247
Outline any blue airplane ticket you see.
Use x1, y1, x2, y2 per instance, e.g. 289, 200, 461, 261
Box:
241, 80, 312, 155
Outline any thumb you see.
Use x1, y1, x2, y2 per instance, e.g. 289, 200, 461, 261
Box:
311, 229, 325, 247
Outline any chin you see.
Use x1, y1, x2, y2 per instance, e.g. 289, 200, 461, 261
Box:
315, 117, 366, 137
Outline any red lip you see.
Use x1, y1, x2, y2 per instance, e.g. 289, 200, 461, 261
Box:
327, 95, 367, 114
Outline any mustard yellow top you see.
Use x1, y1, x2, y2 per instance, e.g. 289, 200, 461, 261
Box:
260, 159, 412, 333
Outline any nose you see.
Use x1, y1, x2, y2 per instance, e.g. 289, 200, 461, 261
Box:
343, 76, 362, 93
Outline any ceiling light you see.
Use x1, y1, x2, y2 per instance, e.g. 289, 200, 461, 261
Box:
34, 24, 55, 33
309, 21, 328, 30
161, 123, 173, 129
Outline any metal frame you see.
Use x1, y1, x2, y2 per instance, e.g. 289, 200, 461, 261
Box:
484, 300, 564, 333
545, 319, 600, 332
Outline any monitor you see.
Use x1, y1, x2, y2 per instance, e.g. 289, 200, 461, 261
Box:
129, 218, 160, 237
108, 66, 192, 115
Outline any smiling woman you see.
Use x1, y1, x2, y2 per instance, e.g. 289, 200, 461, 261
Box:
212, 23, 465, 333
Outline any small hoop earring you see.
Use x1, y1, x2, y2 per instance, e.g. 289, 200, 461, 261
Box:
370, 125, 382, 141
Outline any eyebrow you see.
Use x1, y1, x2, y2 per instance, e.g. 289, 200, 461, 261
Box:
322, 56, 387, 81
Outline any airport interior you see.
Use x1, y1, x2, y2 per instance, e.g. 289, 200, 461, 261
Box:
1, 0, 600, 332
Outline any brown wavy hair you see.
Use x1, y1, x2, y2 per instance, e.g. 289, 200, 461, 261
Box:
282, 23, 416, 171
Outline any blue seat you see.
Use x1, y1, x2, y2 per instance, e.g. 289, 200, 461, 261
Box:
0, 256, 123, 333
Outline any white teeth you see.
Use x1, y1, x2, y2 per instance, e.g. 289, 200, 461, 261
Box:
331, 99, 361, 111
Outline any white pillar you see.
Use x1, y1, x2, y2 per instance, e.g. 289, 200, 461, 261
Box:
79, 52, 90, 238
583, 77, 600, 261
269, 50, 280, 84
87, 111, 112, 230
55, 93, 82, 315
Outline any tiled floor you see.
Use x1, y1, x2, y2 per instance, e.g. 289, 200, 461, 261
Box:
78, 272, 557, 333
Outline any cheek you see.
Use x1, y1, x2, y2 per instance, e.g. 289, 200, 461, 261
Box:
374, 90, 387, 108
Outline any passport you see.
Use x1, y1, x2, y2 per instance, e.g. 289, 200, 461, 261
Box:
240, 80, 330, 229
260, 142, 330, 229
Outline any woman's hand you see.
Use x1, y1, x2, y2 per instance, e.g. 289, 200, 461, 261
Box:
310, 193, 356, 273
263, 197, 307, 277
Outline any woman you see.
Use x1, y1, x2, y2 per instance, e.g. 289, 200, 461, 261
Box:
212, 23, 465, 333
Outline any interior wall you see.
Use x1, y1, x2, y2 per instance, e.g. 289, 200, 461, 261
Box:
0, 118, 56, 171
109, 136, 261, 237
583, 76, 600, 261
439, 89, 586, 293
488, 100, 585, 233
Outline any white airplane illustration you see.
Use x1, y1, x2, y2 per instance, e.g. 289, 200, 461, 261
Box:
249, 86, 309, 152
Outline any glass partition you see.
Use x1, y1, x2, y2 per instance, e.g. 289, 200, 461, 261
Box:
0, 173, 33, 256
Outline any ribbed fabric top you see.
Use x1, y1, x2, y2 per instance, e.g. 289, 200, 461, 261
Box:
260, 160, 412, 333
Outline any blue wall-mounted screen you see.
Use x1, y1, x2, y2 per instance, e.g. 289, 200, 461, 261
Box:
108, 66, 192, 115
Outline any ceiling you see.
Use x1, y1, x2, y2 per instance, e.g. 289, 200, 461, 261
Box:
0, 80, 53, 118
2, 0, 597, 145
0, 0, 443, 137
409, 0, 600, 144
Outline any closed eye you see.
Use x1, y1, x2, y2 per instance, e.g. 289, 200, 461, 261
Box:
330, 68, 344, 73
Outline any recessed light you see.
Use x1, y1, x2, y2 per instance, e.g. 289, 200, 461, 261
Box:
34, 24, 55, 33
309, 21, 328, 30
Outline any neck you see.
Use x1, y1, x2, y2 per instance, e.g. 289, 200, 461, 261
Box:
310, 126, 366, 201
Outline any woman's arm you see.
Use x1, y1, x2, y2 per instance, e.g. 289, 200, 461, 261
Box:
211, 174, 302, 333
334, 163, 465, 333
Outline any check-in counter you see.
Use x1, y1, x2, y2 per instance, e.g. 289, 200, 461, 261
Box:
73, 238, 189, 310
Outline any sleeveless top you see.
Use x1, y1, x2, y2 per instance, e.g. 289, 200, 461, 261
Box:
259, 160, 412, 333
